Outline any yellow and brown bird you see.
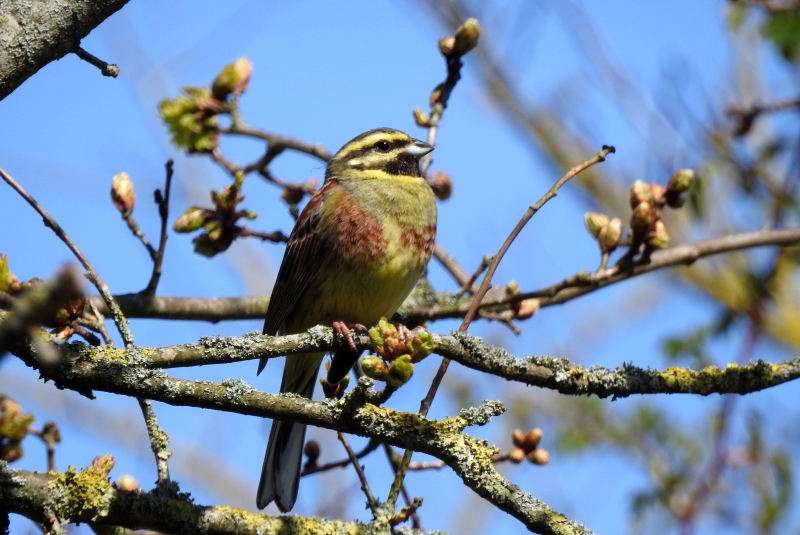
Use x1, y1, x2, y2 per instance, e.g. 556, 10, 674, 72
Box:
257, 128, 437, 512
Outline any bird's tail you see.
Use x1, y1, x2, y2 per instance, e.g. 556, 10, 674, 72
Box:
257, 352, 323, 512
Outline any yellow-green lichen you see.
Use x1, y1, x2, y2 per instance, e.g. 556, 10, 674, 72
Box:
48, 465, 116, 523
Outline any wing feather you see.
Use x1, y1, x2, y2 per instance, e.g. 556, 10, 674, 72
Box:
260, 181, 335, 351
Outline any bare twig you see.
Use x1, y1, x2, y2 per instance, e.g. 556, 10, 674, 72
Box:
73, 45, 119, 77
301, 439, 381, 477
121, 212, 157, 259
237, 227, 289, 243
727, 95, 800, 136
457, 255, 491, 296
219, 124, 332, 162
419, 145, 615, 418
30, 422, 61, 471
337, 432, 378, 512
0, 165, 134, 347
137, 399, 171, 483
143, 160, 173, 296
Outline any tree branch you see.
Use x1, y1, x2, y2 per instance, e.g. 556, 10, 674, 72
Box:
0, 0, 130, 100
8, 339, 592, 535
72, 228, 800, 325
0, 462, 395, 535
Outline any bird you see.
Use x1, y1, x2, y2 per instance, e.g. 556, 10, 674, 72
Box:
256, 127, 438, 512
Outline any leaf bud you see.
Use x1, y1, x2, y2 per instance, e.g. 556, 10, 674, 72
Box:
666, 169, 695, 208
509, 447, 526, 464
438, 35, 456, 57
406, 329, 435, 363
521, 428, 543, 451
429, 83, 445, 106
598, 217, 623, 253
648, 219, 670, 249
111, 172, 135, 214
512, 429, 525, 448
515, 298, 540, 320
303, 439, 321, 463
360, 355, 388, 381
413, 107, 431, 127
630, 202, 655, 239
0, 254, 19, 293
527, 448, 550, 465
505, 280, 521, 296
453, 18, 481, 55
386, 355, 415, 388
281, 184, 307, 206
92, 454, 116, 477
426, 171, 452, 201
117, 474, 139, 491
629, 180, 653, 210
211, 57, 253, 100
649, 183, 666, 207
173, 207, 210, 233
0, 441, 23, 462
584, 212, 610, 238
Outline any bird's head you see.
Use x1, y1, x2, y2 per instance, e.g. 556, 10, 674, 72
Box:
326, 128, 433, 181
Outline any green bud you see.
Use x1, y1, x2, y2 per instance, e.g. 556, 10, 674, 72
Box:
360, 355, 388, 381
413, 107, 431, 127
211, 57, 253, 100
111, 172, 135, 214
598, 217, 622, 253
584, 212, 610, 238
386, 355, 415, 388
666, 169, 695, 208
438, 36, 455, 57
629, 180, 653, 210
453, 18, 481, 55
648, 220, 670, 249
406, 330, 435, 363
429, 83, 445, 106
630, 202, 655, 240
0, 397, 34, 442
173, 206, 210, 233
0, 254, 19, 293
649, 183, 666, 207
92, 454, 116, 477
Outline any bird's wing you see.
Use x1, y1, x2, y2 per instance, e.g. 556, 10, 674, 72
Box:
261, 180, 335, 339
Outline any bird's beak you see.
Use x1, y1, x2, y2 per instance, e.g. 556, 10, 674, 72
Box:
404, 139, 434, 158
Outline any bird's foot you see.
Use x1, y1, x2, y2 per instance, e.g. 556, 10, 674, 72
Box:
330, 320, 367, 352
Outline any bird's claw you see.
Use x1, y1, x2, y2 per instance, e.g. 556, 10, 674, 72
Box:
331, 320, 366, 352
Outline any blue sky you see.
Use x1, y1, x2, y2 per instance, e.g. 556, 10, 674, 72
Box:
2, 1, 798, 534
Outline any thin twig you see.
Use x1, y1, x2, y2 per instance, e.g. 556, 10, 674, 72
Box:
301, 438, 381, 477
71, 323, 101, 346
73, 45, 119, 77
87, 301, 114, 346
337, 432, 378, 512
0, 165, 134, 347
143, 160, 173, 296
122, 212, 157, 259
238, 227, 289, 243
457, 256, 491, 296
419, 145, 615, 417
137, 399, 171, 483
30, 422, 60, 472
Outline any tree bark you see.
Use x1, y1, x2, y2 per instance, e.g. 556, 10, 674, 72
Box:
0, 0, 130, 101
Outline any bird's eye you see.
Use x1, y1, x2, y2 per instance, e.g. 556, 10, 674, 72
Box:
374, 140, 391, 152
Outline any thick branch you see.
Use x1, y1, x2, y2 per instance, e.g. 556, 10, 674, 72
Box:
0, 462, 375, 535
79, 227, 800, 324
9, 340, 592, 535
0, 0, 130, 100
